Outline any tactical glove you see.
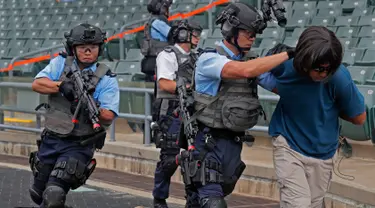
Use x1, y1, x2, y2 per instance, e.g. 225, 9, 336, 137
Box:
266, 43, 295, 59
59, 80, 75, 102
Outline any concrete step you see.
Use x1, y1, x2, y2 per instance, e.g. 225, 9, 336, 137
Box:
0, 130, 373, 207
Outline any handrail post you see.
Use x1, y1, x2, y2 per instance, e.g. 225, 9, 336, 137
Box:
144, 92, 151, 146
109, 120, 116, 142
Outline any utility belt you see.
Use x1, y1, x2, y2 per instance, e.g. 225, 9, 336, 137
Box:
197, 122, 255, 145
41, 129, 107, 149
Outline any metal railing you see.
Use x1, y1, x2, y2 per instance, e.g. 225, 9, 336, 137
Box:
0, 82, 279, 146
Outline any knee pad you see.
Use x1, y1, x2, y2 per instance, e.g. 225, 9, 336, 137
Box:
200, 197, 227, 208
50, 157, 96, 190
42, 185, 66, 208
29, 185, 43, 205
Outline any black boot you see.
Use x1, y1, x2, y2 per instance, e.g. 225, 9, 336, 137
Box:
153, 198, 168, 208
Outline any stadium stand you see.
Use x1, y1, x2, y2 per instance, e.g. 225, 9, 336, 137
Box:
0, 0, 374, 143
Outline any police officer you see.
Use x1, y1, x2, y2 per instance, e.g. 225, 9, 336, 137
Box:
29, 23, 119, 208
152, 19, 203, 208
141, 0, 173, 82
180, 2, 294, 207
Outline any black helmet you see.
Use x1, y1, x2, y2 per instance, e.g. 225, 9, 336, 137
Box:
216, 2, 266, 38
64, 23, 107, 64
64, 23, 106, 48
147, 0, 173, 16
168, 19, 203, 46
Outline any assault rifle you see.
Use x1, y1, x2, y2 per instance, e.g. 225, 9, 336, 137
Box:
69, 63, 102, 133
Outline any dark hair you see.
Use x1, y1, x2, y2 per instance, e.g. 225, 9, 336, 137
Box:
293, 26, 343, 76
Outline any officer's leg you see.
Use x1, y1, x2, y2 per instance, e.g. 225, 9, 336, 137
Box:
43, 142, 95, 208
153, 116, 181, 207
29, 136, 59, 206
221, 139, 245, 197
192, 132, 227, 208
184, 186, 200, 208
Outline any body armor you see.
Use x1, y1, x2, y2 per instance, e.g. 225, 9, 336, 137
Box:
37, 55, 111, 138
193, 46, 263, 132
141, 15, 170, 57
156, 45, 197, 117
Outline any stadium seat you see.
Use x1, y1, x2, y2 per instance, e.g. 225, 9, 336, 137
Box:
357, 38, 375, 49
317, 1, 341, 9
342, 0, 367, 11
336, 27, 360, 38
125, 49, 143, 62
316, 8, 342, 18
358, 26, 375, 38
355, 49, 375, 66
335, 16, 360, 27
347, 66, 375, 84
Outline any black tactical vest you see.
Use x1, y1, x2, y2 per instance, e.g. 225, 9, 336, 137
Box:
156, 45, 198, 118
141, 15, 170, 57
193, 46, 263, 132
38, 56, 111, 138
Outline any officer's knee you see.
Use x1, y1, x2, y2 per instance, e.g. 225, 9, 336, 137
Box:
29, 185, 43, 205
200, 197, 227, 208
50, 157, 96, 190
42, 185, 66, 208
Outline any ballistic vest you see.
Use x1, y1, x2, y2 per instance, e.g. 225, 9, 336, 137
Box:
193, 46, 263, 132
39, 55, 112, 138
156, 45, 198, 117
141, 15, 170, 57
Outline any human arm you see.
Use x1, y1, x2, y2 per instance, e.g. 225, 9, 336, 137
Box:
221, 52, 290, 79
156, 50, 178, 94
336, 72, 366, 125
152, 19, 171, 38
31, 56, 65, 94
96, 78, 120, 125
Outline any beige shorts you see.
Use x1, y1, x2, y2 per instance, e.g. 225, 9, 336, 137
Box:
272, 135, 335, 208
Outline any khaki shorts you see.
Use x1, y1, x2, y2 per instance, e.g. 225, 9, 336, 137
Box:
272, 135, 335, 208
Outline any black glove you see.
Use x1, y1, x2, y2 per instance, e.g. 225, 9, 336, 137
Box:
59, 80, 75, 102
266, 43, 295, 59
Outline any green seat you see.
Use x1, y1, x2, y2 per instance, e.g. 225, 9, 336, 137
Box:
342, 0, 367, 10
283, 37, 298, 47
316, 9, 342, 18
358, 26, 375, 38
309, 17, 334, 26
352, 7, 373, 16
116, 61, 142, 74
342, 49, 364, 66
125, 49, 143, 62
258, 28, 285, 40
357, 38, 375, 49
355, 49, 375, 66
258, 38, 279, 49
211, 29, 222, 39
358, 15, 375, 27
335, 16, 359, 27
336, 26, 359, 38
286, 16, 310, 28
339, 37, 358, 49
190, 14, 209, 29
203, 39, 221, 48
292, 1, 317, 10
317, 1, 341, 9
347, 66, 375, 84
291, 27, 305, 38
25, 39, 44, 50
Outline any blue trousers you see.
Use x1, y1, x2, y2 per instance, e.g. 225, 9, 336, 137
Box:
152, 116, 181, 199
31, 135, 95, 206
193, 130, 244, 200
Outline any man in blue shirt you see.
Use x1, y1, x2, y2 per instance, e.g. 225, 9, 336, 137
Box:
29, 23, 119, 208
141, 0, 173, 82
265, 26, 366, 208
177, 2, 293, 207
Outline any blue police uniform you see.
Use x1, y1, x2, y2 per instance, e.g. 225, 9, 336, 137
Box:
193, 41, 274, 200
31, 55, 119, 205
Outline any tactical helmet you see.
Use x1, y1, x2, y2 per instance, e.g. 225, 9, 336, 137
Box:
168, 19, 203, 46
216, 2, 266, 38
64, 23, 107, 64
147, 0, 173, 16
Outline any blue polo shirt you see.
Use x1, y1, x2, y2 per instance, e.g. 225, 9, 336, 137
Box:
269, 59, 365, 159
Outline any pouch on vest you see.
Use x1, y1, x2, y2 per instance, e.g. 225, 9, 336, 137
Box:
221, 96, 262, 132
